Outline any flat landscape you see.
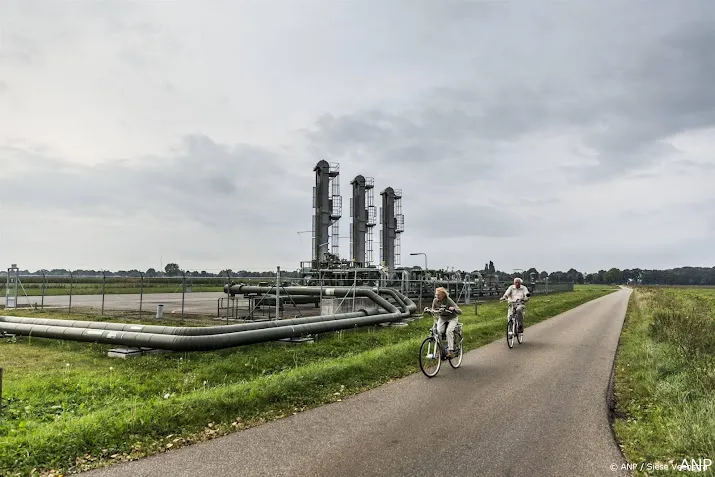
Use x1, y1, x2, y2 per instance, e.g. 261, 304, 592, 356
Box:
1, 285, 613, 476
2, 284, 713, 476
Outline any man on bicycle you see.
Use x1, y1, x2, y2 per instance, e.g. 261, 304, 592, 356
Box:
500, 277, 530, 335
432, 287, 462, 358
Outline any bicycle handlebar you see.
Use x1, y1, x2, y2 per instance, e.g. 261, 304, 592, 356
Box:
423, 306, 456, 314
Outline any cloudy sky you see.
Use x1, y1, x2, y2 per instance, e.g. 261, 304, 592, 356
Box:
1, 0, 714, 274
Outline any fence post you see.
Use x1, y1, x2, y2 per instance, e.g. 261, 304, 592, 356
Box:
225, 270, 231, 323
352, 268, 357, 312
181, 271, 186, 320
275, 266, 280, 320
101, 270, 106, 316
41, 270, 46, 311
418, 277, 422, 312
0, 367, 3, 413
68, 271, 73, 313
139, 272, 144, 316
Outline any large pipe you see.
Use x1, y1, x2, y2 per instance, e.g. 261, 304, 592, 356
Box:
0, 287, 416, 338
0, 305, 409, 351
0, 310, 371, 335
0, 284, 382, 335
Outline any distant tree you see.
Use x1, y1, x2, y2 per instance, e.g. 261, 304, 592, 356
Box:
566, 268, 581, 282
145, 268, 157, 277
604, 267, 623, 284
539, 271, 548, 279
165, 263, 181, 276
488, 261, 496, 274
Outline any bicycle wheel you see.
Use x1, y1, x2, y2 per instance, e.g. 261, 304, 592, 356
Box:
506, 319, 515, 348
448, 330, 464, 368
419, 336, 441, 377
516, 320, 524, 344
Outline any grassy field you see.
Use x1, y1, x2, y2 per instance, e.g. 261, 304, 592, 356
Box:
0, 286, 616, 476
613, 286, 715, 476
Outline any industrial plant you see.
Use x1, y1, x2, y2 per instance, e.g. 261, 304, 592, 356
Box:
0, 160, 569, 355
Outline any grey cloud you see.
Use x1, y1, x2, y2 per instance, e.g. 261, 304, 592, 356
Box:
409, 203, 526, 239
307, 1, 715, 183
0, 135, 307, 229
0, 34, 42, 64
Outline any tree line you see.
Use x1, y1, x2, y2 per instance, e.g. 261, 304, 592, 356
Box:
2, 262, 714, 285
477, 263, 715, 286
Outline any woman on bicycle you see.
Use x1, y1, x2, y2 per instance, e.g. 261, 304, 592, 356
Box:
432, 287, 462, 358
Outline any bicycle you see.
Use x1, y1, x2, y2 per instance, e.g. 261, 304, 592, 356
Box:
501, 294, 529, 348
418, 306, 464, 377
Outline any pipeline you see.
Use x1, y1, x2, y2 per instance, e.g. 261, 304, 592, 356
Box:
0, 287, 414, 336
0, 307, 409, 351
0, 287, 417, 350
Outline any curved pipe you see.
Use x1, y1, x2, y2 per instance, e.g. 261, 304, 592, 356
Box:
0, 309, 409, 352
0, 287, 415, 337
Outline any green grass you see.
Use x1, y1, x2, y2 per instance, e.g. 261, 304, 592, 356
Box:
613, 287, 715, 476
0, 287, 614, 476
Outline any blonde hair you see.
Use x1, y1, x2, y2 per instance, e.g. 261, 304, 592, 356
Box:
435, 287, 448, 298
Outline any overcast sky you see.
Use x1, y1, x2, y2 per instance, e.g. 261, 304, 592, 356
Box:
1, 0, 714, 274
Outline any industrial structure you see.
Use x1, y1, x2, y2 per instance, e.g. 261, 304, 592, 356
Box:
299, 160, 560, 300
379, 187, 404, 274
349, 175, 377, 267
0, 160, 575, 355
311, 160, 342, 268
301, 160, 405, 287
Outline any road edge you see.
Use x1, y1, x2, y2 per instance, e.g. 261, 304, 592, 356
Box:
606, 287, 632, 475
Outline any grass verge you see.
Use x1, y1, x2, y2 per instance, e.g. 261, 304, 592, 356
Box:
612, 287, 715, 476
0, 286, 614, 476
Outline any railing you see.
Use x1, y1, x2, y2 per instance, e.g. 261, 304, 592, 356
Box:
0, 269, 574, 321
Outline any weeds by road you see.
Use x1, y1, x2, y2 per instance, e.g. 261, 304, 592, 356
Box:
613, 287, 715, 476
0, 287, 614, 476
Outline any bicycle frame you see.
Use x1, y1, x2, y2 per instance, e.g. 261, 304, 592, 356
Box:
506, 298, 526, 347
425, 309, 462, 360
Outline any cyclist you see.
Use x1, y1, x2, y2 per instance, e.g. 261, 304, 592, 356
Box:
431, 287, 462, 358
500, 277, 530, 335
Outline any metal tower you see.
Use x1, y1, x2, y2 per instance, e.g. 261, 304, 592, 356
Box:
312, 160, 342, 266
350, 175, 376, 266
394, 188, 404, 266
379, 187, 396, 272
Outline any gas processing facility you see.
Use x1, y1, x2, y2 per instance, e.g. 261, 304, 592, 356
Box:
296, 160, 513, 301
0, 160, 566, 354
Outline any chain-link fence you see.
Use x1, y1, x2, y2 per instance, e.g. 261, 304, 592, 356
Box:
1, 268, 574, 322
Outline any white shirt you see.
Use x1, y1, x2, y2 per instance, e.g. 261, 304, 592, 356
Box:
502, 284, 530, 302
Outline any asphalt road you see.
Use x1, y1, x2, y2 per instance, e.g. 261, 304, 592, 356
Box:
83, 289, 632, 477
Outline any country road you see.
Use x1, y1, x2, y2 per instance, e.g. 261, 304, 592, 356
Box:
83, 288, 632, 477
